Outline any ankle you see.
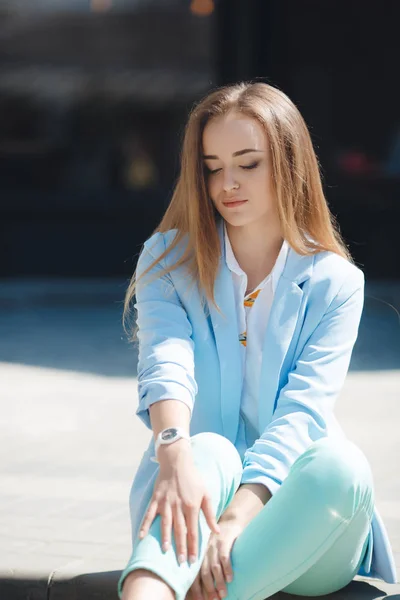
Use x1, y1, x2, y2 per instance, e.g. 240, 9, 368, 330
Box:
121, 569, 175, 600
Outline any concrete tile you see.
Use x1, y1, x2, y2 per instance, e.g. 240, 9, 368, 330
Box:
1, 288, 399, 600
0, 537, 45, 554
0, 497, 79, 519
0, 473, 130, 503
0, 553, 81, 576
0, 498, 125, 520
32, 541, 110, 560
0, 495, 28, 511
88, 542, 132, 561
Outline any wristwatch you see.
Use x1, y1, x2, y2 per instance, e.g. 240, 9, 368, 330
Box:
150, 427, 191, 463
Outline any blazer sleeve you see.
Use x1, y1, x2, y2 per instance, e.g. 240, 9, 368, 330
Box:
133, 233, 197, 429
240, 269, 365, 495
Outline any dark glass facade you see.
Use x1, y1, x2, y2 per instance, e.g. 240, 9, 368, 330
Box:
1, 1, 399, 277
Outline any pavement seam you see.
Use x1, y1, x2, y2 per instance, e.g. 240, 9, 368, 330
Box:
47, 569, 57, 600
46, 559, 83, 600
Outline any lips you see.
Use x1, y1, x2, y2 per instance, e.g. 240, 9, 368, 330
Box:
223, 197, 247, 203
222, 198, 248, 207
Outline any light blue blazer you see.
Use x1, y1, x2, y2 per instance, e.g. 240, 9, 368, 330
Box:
129, 218, 397, 584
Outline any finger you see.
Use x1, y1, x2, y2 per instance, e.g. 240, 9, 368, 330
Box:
209, 547, 226, 599
139, 500, 158, 538
185, 505, 199, 564
200, 554, 217, 598
201, 494, 220, 535
190, 575, 204, 600
200, 578, 210, 600
220, 548, 234, 585
172, 504, 188, 563
161, 502, 173, 553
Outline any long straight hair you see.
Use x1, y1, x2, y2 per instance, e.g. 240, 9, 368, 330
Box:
123, 82, 351, 332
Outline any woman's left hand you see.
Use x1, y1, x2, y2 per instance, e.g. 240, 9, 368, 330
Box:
188, 517, 244, 600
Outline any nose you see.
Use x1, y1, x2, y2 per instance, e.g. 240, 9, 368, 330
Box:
222, 169, 238, 191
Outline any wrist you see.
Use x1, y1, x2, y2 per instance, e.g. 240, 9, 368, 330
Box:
218, 511, 246, 534
219, 484, 270, 528
219, 507, 244, 526
157, 438, 192, 465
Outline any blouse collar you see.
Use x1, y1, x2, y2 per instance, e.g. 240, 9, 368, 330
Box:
224, 221, 289, 295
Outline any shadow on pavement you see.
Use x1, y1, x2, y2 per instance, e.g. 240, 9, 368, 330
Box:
277, 578, 400, 599
0, 279, 398, 377
1, 573, 397, 600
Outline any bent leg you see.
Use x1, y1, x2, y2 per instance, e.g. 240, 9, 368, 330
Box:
118, 432, 243, 600
225, 438, 374, 600
281, 510, 370, 596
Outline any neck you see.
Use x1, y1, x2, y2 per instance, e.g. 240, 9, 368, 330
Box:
225, 218, 284, 282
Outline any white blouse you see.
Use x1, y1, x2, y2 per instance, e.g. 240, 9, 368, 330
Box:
224, 224, 289, 455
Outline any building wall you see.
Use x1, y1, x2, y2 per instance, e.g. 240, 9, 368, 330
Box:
2, 1, 399, 278
0, 4, 216, 276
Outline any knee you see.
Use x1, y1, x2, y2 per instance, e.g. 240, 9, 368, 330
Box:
293, 438, 374, 517
191, 431, 241, 462
120, 569, 175, 600
190, 431, 243, 482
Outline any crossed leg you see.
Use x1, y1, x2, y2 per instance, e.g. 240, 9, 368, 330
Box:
119, 433, 374, 600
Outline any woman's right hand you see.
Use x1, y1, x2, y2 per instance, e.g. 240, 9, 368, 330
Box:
138, 441, 220, 565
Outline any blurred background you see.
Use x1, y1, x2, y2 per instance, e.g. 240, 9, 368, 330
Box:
0, 2, 399, 599
1, 0, 400, 278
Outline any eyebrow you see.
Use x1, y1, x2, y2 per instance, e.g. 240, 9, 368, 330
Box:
202, 148, 264, 160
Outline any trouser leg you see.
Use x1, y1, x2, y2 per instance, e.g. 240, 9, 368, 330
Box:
118, 434, 374, 600
226, 438, 374, 600
117, 432, 243, 600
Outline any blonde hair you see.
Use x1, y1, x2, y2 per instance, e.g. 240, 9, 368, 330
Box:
123, 81, 351, 334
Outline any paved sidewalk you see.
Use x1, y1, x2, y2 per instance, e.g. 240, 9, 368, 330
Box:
0, 279, 399, 600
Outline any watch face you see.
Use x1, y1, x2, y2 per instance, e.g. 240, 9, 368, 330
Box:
162, 428, 178, 441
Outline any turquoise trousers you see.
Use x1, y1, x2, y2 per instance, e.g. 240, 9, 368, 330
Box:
118, 432, 374, 600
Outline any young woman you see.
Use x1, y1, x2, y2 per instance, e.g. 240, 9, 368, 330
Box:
118, 82, 397, 600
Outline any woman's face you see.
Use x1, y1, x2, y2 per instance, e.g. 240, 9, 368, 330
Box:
202, 112, 277, 229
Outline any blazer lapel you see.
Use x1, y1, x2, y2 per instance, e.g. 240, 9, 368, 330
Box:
258, 248, 314, 431
208, 220, 243, 443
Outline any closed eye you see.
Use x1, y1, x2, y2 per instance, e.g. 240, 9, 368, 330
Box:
241, 162, 259, 170
205, 162, 259, 175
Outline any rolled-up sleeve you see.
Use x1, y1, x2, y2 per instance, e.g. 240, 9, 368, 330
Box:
241, 270, 365, 495
133, 233, 197, 428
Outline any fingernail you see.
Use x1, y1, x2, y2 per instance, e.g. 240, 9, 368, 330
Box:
178, 554, 186, 564
226, 575, 233, 583
219, 590, 226, 598
162, 541, 169, 552
189, 554, 196, 564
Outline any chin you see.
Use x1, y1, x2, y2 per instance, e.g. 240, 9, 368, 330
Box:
222, 213, 256, 228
